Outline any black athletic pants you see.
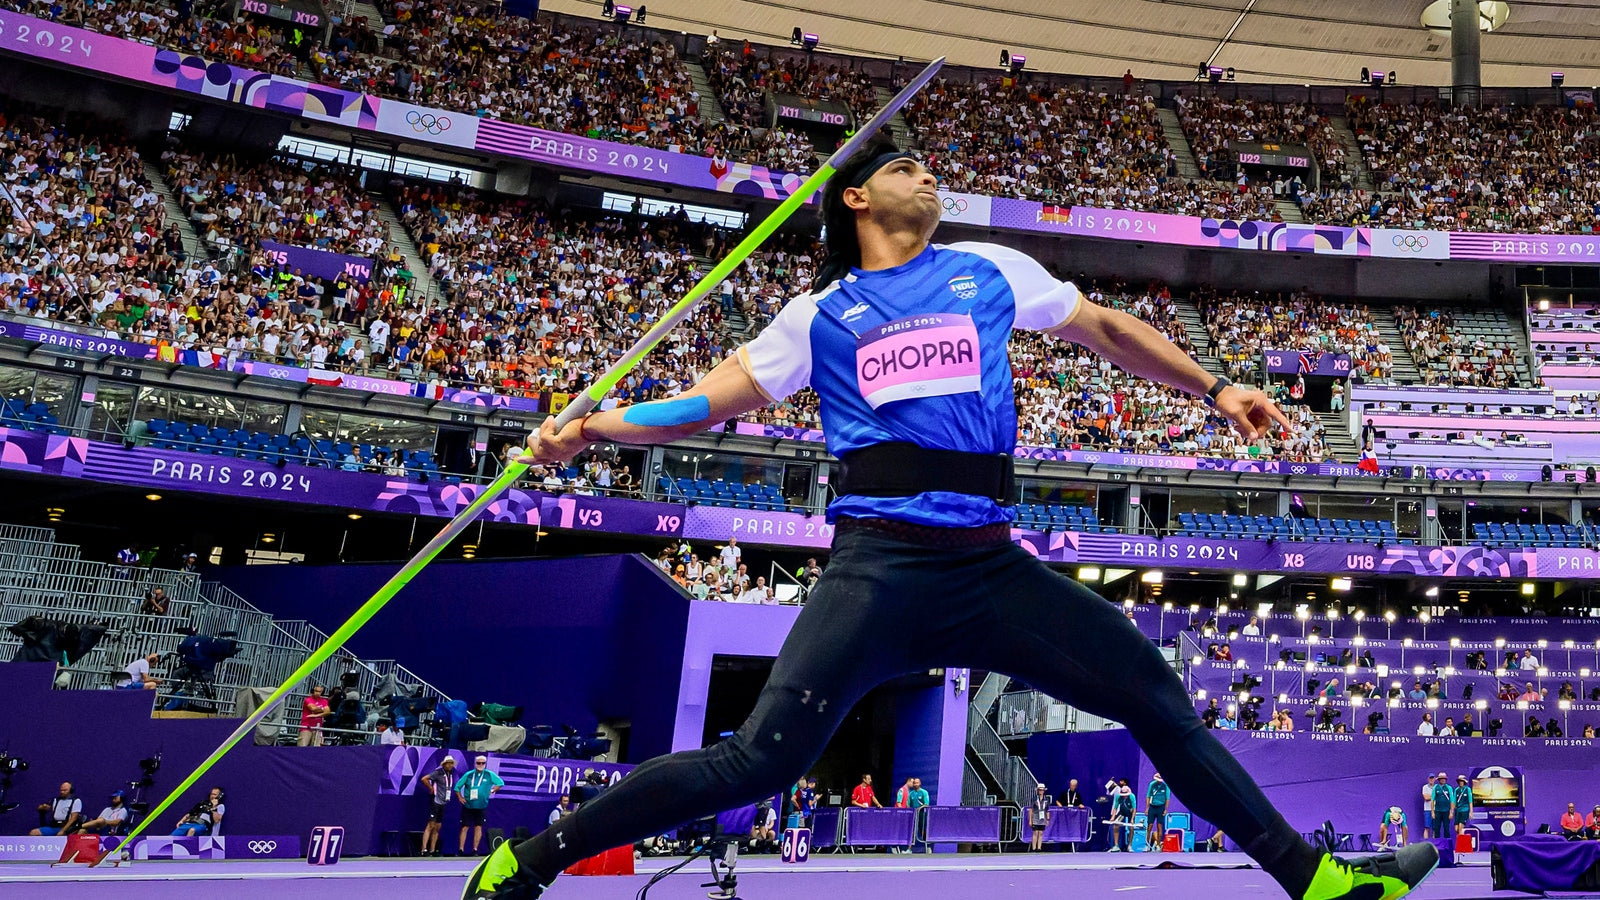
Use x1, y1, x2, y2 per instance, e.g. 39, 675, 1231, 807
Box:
516, 524, 1320, 894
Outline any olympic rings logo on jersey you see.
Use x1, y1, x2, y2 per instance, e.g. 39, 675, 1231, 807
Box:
941, 197, 969, 214
947, 275, 979, 301
406, 111, 452, 135
1391, 234, 1430, 251
246, 840, 278, 854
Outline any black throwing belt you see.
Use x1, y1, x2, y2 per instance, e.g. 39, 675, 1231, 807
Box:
834, 516, 1012, 548
835, 442, 1016, 503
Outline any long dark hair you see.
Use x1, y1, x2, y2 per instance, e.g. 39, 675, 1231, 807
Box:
816, 136, 903, 288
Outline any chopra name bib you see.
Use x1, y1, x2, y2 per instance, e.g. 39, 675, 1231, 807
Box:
855, 313, 981, 408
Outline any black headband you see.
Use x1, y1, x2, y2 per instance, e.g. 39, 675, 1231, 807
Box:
846, 151, 916, 189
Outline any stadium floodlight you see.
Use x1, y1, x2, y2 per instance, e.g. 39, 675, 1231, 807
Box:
1369, 70, 1386, 88
999, 50, 1026, 74
610, 3, 633, 23
792, 28, 820, 51
1553, 72, 1565, 88
1208, 66, 1224, 84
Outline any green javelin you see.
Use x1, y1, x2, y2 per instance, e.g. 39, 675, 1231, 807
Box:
107, 55, 945, 862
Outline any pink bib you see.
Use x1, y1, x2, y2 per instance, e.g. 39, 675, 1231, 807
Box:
855, 313, 982, 409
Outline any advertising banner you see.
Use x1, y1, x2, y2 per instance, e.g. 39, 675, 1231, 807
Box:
1471, 764, 1526, 838
132, 835, 303, 860
936, 190, 992, 228
1263, 349, 1352, 377
258, 240, 375, 284
373, 98, 481, 151
381, 747, 631, 803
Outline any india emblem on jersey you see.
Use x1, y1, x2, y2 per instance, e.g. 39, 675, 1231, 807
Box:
948, 275, 979, 301
854, 313, 982, 409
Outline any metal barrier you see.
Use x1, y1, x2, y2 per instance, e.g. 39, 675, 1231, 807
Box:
0, 526, 448, 742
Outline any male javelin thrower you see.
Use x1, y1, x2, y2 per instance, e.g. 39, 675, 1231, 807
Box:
465, 138, 1438, 899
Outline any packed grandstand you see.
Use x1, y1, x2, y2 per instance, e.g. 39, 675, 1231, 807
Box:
4, 2, 1600, 894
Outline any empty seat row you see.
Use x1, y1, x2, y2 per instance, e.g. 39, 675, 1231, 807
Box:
142, 420, 447, 479
1013, 503, 1105, 532
1472, 521, 1593, 549
659, 476, 795, 512
1, 399, 66, 435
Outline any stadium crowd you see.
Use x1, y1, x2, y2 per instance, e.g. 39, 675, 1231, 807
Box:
4, 0, 306, 76
1196, 289, 1394, 382
12, 0, 1600, 237
0, 109, 177, 326
1394, 306, 1520, 388
0, 109, 1342, 462
1345, 98, 1600, 234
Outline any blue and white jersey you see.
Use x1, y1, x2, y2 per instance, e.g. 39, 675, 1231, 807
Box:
738, 242, 1081, 527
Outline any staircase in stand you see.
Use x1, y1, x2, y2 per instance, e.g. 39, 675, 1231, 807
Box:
683, 61, 726, 125
144, 159, 205, 262
874, 86, 912, 147
1172, 295, 1227, 379
1373, 314, 1423, 385
965, 671, 1039, 805
1156, 107, 1201, 179
1328, 116, 1376, 191
375, 195, 441, 304
1316, 410, 1361, 462
1274, 199, 1307, 224
346, 0, 388, 47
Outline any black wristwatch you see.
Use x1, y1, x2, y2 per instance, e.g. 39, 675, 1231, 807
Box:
1204, 375, 1232, 408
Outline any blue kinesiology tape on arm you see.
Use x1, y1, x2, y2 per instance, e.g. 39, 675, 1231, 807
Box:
621, 395, 712, 427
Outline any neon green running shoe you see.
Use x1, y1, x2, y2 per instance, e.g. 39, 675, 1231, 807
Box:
1303, 842, 1440, 900
462, 842, 547, 899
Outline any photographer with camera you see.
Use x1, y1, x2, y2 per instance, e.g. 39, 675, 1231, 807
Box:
78, 791, 130, 835
28, 782, 82, 835
171, 787, 225, 837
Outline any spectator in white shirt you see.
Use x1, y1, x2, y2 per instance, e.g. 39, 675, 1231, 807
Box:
1241, 617, 1261, 636
719, 538, 741, 571
1416, 713, 1437, 736
117, 652, 162, 691
376, 719, 406, 746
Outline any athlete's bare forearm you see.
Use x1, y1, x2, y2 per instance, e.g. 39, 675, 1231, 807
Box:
522, 354, 773, 464
1048, 301, 1216, 398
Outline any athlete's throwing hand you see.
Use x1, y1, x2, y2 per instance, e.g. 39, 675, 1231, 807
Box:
517, 416, 590, 466
1211, 385, 1293, 442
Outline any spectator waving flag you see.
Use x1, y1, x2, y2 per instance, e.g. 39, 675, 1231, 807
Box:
1298, 351, 1323, 374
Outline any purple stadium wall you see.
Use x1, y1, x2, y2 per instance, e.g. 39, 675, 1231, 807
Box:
217, 555, 690, 761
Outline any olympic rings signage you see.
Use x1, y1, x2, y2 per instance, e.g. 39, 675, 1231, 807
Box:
375, 100, 480, 150
937, 191, 991, 227
406, 110, 451, 135
246, 840, 278, 854
1370, 227, 1449, 259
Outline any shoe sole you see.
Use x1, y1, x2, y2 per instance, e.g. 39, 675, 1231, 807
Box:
1384, 855, 1440, 900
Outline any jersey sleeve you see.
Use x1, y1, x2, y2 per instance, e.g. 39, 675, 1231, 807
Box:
945, 241, 1081, 331
737, 292, 818, 402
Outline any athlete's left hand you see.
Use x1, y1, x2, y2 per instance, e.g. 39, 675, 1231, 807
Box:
1212, 386, 1293, 441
